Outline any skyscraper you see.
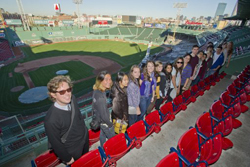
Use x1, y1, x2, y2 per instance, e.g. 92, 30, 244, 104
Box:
214, 3, 227, 18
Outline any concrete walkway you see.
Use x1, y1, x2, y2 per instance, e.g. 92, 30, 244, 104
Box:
116, 76, 250, 167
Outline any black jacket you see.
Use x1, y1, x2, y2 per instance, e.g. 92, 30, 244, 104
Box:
111, 82, 128, 122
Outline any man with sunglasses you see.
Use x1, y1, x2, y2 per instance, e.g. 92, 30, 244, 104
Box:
44, 75, 89, 166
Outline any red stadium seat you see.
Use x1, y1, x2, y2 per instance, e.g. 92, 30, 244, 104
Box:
172, 95, 187, 114
245, 84, 250, 94
103, 133, 135, 166
212, 73, 220, 82
126, 120, 156, 148
219, 71, 227, 79
182, 89, 196, 106
220, 91, 242, 118
196, 112, 233, 150
191, 85, 204, 98
71, 149, 108, 167
205, 75, 216, 86
145, 110, 163, 127
156, 152, 180, 167
31, 150, 61, 167
89, 129, 100, 148
178, 127, 212, 165
198, 80, 208, 91
156, 151, 208, 167
159, 102, 175, 122
227, 85, 249, 112
210, 100, 238, 133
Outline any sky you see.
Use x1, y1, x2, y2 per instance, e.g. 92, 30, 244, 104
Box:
1, 0, 237, 19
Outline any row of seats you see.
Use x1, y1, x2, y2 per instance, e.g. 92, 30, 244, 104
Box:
0, 39, 14, 62
235, 45, 250, 56
31, 70, 228, 167
156, 65, 250, 167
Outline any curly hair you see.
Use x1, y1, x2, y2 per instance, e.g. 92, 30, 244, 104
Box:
47, 75, 73, 102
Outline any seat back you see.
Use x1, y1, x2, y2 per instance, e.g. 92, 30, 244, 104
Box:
210, 100, 224, 120
178, 128, 200, 163
227, 84, 237, 96
204, 76, 211, 85
196, 112, 213, 137
234, 79, 246, 91
126, 120, 147, 140
71, 149, 103, 167
89, 129, 100, 147
156, 152, 180, 167
220, 91, 232, 106
198, 80, 205, 89
196, 112, 224, 137
160, 102, 173, 115
103, 133, 128, 157
173, 95, 183, 107
191, 85, 200, 97
33, 150, 60, 167
239, 90, 247, 104
182, 89, 191, 101
145, 110, 161, 126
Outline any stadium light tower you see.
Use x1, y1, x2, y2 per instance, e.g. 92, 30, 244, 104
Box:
16, 0, 30, 31
173, 3, 187, 43
73, 0, 83, 28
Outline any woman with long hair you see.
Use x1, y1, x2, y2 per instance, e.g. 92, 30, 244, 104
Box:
154, 61, 166, 110
111, 72, 129, 125
138, 61, 156, 120
127, 65, 141, 126
92, 71, 115, 147
180, 54, 192, 94
191, 51, 204, 86
168, 57, 184, 101
226, 41, 234, 68
164, 63, 172, 100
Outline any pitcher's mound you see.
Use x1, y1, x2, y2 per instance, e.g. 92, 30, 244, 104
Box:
11, 86, 25, 92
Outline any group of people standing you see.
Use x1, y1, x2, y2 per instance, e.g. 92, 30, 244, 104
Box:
44, 40, 234, 165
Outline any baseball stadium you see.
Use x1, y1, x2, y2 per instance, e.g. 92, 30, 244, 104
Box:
0, 0, 250, 167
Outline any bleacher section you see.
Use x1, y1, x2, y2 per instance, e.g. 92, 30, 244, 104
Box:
0, 39, 14, 62
222, 26, 250, 61
118, 27, 132, 35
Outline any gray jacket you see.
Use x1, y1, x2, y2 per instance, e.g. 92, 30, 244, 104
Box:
127, 79, 140, 114
92, 90, 113, 128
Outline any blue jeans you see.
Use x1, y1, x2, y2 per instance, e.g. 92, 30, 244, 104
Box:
129, 114, 137, 127
138, 95, 152, 121
100, 124, 115, 148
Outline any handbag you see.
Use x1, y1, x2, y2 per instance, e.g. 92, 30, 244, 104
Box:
113, 119, 128, 134
90, 114, 100, 131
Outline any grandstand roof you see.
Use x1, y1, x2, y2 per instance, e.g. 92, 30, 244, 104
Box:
224, 0, 250, 20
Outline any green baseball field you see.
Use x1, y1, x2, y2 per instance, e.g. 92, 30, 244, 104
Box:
0, 40, 163, 115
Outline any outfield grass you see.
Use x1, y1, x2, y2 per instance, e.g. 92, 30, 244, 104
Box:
0, 41, 163, 114
20, 41, 163, 67
29, 61, 94, 87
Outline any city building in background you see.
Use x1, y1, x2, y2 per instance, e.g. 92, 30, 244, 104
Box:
214, 3, 227, 18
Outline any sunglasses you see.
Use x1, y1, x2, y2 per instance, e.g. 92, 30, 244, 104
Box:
54, 87, 72, 95
177, 62, 183, 64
